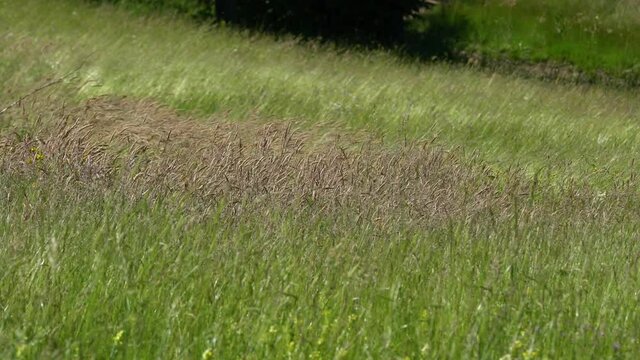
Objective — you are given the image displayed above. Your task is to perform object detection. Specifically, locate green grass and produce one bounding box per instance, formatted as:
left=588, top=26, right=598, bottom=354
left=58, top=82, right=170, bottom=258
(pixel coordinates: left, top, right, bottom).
left=449, top=0, right=640, bottom=81
left=3, top=0, right=640, bottom=359
left=2, top=0, right=640, bottom=182
left=3, top=180, right=640, bottom=359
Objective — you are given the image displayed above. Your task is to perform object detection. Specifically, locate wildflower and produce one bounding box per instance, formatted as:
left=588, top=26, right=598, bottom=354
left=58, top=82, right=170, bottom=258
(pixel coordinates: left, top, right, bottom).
left=202, top=348, right=214, bottom=360
left=113, top=330, right=125, bottom=346
left=522, top=349, right=538, bottom=359
left=29, top=146, right=45, bottom=162
left=336, top=348, right=348, bottom=358
left=16, top=344, right=27, bottom=358
left=348, top=313, right=358, bottom=323
left=287, top=341, right=296, bottom=354
left=510, top=339, right=524, bottom=353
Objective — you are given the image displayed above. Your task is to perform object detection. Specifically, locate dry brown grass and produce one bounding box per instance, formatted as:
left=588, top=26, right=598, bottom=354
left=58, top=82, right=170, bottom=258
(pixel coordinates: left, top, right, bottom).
left=2, top=95, right=638, bottom=229
left=1, top=96, right=515, bottom=227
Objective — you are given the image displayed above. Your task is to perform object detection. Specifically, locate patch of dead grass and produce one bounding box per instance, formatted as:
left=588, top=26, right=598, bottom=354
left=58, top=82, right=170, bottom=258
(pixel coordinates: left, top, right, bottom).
left=2, top=95, right=638, bottom=229
left=1, top=96, right=512, bottom=226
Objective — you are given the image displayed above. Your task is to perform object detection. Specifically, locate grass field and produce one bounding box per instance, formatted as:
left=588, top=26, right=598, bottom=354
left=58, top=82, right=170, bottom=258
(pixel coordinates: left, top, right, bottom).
left=2, top=0, right=640, bottom=359
left=435, top=0, right=640, bottom=84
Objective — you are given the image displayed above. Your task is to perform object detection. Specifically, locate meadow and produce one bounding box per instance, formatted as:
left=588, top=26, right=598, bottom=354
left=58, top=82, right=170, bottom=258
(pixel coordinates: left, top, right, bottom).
left=1, top=0, right=640, bottom=358
left=448, top=0, right=640, bottom=84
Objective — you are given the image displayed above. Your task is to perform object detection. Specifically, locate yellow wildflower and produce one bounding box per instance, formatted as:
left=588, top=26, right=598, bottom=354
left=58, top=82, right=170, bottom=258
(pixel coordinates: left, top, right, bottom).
left=16, top=344, right=28, bottom=358
left=510, top=339, right=524, bottom=353
left=202, top=348, right=214, bottom=360
left=348, top=313, right=358, bottom=323
left=522, top=349, right=538, bottom=359
left=28, top=146, right=45, bottom=162
left=287, top=341, right=296, bottom=354
left=113, top=330, right=125, bottom=346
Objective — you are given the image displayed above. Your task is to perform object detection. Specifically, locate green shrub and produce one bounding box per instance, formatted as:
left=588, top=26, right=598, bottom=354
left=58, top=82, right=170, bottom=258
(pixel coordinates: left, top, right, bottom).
left=219, top=1, right=425, bottom=43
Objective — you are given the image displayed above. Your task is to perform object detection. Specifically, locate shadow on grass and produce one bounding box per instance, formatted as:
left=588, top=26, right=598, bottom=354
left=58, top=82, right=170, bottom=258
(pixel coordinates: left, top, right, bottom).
left=86, top=0, right=472, bottom=62
left=401, top=5, right=471, bottom=60
left=221, top=5, right=472, bottom=65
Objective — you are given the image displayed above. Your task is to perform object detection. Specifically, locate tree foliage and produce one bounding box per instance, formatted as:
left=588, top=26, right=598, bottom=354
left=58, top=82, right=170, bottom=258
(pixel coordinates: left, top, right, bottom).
left=215, top=0, right=427, bottom=43
left=92, top=0, right=430, bottom=43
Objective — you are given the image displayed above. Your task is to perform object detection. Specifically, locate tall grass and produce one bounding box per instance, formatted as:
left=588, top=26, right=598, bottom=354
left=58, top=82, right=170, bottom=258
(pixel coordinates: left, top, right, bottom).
left=2, top=0, right=640, bottom=359
left=3, top=184, right=640, bottom=359
left=453, top=0, right=640, bottom=81
left=2, top=97, right=640, bottom=359
left=2, top=0, right=640, bottom=181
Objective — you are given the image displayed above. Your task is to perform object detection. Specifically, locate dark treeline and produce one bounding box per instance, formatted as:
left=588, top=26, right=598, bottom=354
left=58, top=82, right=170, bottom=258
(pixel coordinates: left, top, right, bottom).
left=90, top=0, right=468, bottom=56
left=209, top=0, right=425, bottom=43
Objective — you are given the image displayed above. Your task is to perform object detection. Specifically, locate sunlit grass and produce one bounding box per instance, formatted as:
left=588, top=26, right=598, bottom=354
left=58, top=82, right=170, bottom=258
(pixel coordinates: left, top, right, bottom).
left=2, top=1, right=640, bottom=359
left=455, top=0, right=640, bottom=78
left=2, top=176, right=640, bottom=359
left=1, top=0, right=639, bottom=180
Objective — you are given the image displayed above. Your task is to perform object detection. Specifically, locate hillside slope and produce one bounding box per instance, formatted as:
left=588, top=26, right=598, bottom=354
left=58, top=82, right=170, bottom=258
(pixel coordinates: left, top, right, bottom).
left=2, top=1, right=640, bottom=359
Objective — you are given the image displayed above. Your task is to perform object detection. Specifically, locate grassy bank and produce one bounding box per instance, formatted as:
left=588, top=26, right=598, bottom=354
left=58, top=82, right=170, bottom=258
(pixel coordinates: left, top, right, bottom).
left=447, top=0, right=640, bottom=84
left=2, top=0, right=640, bottom=358
left=77, top=0, right=640, bottom=85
